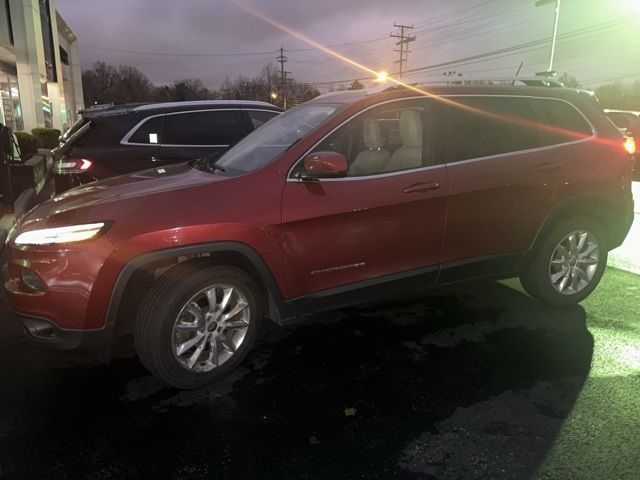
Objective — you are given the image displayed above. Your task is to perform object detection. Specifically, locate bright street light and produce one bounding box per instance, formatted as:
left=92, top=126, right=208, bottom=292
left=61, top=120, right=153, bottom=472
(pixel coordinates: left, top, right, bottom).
left=376, top=71, right=389, bottom=83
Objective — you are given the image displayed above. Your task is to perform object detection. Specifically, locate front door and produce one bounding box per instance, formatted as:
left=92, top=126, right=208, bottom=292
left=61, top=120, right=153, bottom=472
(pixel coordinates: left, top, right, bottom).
left=280, top=98, right=449, bottom=306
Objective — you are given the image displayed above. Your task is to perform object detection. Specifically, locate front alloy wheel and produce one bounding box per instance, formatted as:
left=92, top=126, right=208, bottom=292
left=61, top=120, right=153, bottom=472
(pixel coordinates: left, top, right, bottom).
left=135, top=262, right=262, bottom=389
left=172, top=284, right=251, bottom=372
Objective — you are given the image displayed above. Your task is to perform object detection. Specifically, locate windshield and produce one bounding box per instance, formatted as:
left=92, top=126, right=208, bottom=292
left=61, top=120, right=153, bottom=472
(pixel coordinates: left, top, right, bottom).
left=214, top=103, right=344, bottom=175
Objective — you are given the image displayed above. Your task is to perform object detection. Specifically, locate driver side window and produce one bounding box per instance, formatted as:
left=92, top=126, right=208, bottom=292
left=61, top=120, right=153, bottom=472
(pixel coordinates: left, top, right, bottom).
left=310, top=99, right=433, bottom=177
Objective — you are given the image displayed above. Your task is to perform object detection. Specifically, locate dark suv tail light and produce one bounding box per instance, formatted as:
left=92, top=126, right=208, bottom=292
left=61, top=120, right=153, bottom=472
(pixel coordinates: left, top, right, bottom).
left=623, top=136, right=636, bottom=156
left=54, top=158, right=93, bottom=174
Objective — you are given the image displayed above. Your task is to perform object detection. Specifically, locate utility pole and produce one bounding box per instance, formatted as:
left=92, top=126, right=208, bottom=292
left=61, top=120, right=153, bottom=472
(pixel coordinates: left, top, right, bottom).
left=276, top=47, right=290, bottom=109
left=535, top=0, right=561, bottom=74
left=391, top=23, right=416, bottom=79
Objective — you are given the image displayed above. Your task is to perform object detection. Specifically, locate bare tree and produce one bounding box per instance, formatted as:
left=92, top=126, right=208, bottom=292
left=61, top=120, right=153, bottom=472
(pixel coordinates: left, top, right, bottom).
left=558, top=72, right=582, bottom=89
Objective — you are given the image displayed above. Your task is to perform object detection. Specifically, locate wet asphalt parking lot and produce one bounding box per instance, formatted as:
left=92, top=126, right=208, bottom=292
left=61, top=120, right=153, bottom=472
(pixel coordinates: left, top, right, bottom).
left=0, top=268, right=638, bottom=480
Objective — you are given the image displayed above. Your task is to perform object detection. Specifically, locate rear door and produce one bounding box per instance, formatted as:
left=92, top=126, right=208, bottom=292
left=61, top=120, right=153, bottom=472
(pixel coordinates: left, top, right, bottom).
left=280, top=98, right=449, bottom=305
left=157, top=109, right=248, bottom=164
left=439, top=95, right=570, bottom=281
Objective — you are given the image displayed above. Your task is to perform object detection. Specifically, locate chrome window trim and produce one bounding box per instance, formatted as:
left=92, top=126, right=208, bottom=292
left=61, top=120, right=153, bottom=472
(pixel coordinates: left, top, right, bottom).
left=150, top=143, right=230, bottom=148
left=304, top=163, right=447, bottom=182
left=286, top=94, right=596, bottom=183
left=120, top=108, right=266, bottom=147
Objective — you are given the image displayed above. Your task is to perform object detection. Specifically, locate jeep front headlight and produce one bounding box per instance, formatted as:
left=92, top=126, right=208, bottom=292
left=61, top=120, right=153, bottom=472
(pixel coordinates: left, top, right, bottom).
left=14, top=222, right=108, bottom=246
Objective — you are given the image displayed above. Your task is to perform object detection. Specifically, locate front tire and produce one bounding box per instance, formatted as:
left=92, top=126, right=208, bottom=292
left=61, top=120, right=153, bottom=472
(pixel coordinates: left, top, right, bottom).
left=520, top=217, right=607, bottom=307
left=135, top=262, right=262, bottom=389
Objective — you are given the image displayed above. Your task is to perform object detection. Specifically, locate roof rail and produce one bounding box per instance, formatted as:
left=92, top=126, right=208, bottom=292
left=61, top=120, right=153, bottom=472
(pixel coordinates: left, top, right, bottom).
left=313, top=89, right=372, bottom=100
left=132, top=100, right=277, bottom=112
left=412, top=75, right=565, bottom=87
left=363, top=75, right=565, bottom=95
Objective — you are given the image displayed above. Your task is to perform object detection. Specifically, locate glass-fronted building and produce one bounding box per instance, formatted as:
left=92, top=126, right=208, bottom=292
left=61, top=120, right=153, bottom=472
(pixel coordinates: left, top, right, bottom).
left=0, top=0, right=83, bottom=133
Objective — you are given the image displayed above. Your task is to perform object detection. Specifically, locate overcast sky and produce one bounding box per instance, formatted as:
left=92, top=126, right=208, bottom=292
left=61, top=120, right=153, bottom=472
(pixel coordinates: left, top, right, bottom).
left=55, top=0, right=640, bottom=91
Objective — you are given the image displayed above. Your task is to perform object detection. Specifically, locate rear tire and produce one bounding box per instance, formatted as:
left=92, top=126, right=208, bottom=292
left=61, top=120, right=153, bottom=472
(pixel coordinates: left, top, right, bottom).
left=135, top=262, right=262, bottom=389
left=520, top=217, right=607, bottom=307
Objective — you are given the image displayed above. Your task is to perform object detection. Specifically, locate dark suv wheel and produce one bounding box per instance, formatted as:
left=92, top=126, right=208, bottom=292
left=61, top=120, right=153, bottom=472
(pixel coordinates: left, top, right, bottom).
left=135, top=262, right=262, bottom=389
left=520, top=217, right=608, bottom=307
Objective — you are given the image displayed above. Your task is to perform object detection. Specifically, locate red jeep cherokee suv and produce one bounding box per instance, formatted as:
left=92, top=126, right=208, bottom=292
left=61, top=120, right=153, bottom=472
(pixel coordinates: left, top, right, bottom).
left=4, top=82, right=635, bottom=389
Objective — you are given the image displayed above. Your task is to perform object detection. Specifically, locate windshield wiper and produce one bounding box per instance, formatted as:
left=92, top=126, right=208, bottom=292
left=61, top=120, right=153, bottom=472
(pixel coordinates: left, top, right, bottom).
left=191, top=153, right=226, bottom=173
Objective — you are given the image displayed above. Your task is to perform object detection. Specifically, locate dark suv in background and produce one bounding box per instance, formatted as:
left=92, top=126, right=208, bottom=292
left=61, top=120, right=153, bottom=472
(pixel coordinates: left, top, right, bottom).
left=53, top=100, right=282, bottom=193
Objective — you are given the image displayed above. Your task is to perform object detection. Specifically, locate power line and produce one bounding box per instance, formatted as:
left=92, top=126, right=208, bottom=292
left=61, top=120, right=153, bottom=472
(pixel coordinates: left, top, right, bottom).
left=301, top=18, right=628, bottom=86
left=79, top=36, right=389, bottom=58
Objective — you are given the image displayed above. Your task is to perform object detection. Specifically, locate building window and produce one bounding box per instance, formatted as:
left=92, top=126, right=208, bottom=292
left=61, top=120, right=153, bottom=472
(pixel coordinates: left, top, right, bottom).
left=0, top=64, right=24, bottom=132
left=39, top=0, right=57, bottom=82
left=59, top=46, right=69, bottom=65
left=0, top=0, right=13, bottom=46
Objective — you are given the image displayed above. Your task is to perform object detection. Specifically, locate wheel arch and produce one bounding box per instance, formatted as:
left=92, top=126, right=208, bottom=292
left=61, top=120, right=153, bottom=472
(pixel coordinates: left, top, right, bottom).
left=522, top=191, right=627, bottom=269
left=106, top=242, right=293, bottom=340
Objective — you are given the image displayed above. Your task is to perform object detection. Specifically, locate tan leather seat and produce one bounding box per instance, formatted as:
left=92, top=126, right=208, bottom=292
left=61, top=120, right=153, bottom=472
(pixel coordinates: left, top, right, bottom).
left=384, top=110, right=422, bottom=171
left=350, top=119, right=391, bottom=175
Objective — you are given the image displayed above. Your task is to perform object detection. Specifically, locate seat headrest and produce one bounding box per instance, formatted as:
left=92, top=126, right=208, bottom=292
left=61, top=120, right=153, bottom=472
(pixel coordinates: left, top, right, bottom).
left=363, top=118, right=383, bottom=149
left=399, top=110, right=422, bottom=148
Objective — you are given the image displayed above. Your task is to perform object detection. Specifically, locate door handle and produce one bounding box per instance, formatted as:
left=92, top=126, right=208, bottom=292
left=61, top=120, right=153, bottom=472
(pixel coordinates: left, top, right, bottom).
left=534, top=162, right=563, bottom=173
left=151, top=157, right=163, bottom=162
left=402, top=182, right=441, bottom=194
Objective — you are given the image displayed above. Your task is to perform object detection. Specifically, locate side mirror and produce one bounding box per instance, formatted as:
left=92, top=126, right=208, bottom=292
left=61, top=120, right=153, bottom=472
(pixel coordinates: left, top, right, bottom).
left=301, top=151, right=348, bottom=180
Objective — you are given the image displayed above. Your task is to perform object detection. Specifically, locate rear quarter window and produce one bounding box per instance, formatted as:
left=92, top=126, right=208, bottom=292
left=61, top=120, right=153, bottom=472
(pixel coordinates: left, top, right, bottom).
left=128, top=115, right=165, bottom=144
left=532, top=98, right=593, bottom=146
left=247, top=110, right=280, bottom=129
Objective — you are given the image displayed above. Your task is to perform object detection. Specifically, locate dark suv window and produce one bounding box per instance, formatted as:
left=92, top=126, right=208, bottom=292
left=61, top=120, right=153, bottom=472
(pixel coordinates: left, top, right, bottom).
left=163, top=110, right=243, bottom=146
left=533, top=99, right=593, bottom=145
left=129, top=116, right=164, bottom=144
left=248, top=110, right=279, bottom=129
left=446, top=96, right=541, bottom=163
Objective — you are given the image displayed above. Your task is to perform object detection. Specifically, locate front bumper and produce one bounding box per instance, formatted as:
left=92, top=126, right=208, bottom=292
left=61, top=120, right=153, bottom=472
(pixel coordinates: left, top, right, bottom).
left=4, top=234, right=126, bottom=331
left=19, top=314, right=115, bottom=361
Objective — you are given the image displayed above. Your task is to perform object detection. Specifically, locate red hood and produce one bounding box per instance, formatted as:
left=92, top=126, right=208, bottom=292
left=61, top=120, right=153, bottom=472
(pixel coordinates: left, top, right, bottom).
left=21, top=163, right=225, bottom=226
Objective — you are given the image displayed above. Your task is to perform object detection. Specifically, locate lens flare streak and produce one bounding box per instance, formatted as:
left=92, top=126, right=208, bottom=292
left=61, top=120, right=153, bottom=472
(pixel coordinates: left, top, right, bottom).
left=234, top=2, right=627, bottom=150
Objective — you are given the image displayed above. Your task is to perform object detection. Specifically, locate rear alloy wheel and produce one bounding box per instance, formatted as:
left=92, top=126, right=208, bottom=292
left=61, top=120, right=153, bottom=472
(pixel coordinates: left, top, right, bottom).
left=520, top=217, right=607, bottom=307
left=135, top=263, right=262, bottom=389
left=548, top=230, right=599, bottom=296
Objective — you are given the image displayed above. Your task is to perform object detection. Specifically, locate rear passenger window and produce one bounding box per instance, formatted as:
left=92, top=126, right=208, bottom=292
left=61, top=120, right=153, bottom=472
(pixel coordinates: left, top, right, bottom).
left=248, top=110, right=279, bottom=129
left=163, top=110, right=243, bottom=146
left=129, top=116, right=164, bottom=144
left=446, top=97, right=541, bottom=163
left=533, top=99, right=593, bottom=146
